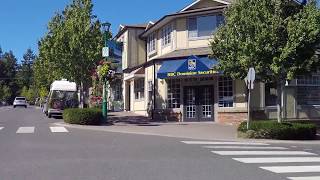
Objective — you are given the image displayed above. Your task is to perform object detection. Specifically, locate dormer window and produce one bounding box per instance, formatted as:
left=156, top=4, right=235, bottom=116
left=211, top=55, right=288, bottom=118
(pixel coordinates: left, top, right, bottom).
left=147, top=33, right=156, bottom=53
left=188, top=15, right=224, bottom=38
left=161, top=24, right=172, bottom=47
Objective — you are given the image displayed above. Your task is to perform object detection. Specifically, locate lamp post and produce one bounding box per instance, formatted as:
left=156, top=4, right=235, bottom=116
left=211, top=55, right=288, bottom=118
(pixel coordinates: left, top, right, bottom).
left=102, top=22, right=111, bottom=124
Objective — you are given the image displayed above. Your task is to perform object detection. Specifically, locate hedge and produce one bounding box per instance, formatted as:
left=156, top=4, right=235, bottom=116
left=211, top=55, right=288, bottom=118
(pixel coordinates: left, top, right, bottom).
left=63, top=108, right=102, bottom=125
left=238, top=120, right=317, bottom=140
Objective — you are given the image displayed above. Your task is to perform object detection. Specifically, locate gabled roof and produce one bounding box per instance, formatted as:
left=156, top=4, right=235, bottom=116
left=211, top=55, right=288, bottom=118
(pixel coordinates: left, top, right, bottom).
left=115, top=23, right=148, bottom=39
left=180, top=0, right=232, bottom=12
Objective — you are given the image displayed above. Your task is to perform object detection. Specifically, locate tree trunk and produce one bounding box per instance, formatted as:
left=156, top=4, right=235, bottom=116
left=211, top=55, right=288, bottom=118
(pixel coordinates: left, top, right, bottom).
left=79, top=81, right=84, bottom=109
left=276, top=80, right=284, bottom=123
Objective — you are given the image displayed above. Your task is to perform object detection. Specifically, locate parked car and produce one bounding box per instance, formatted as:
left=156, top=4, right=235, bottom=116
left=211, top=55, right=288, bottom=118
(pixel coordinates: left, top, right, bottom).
left=13, top=97, right=27, bottom=108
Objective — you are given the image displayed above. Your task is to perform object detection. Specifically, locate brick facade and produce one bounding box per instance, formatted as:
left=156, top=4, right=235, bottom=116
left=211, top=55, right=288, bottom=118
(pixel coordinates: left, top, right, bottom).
left=217, top=112, right=247, bottom=125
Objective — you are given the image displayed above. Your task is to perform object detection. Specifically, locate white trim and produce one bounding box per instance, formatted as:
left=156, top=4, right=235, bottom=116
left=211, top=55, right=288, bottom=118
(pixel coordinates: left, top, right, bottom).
left=180, top=0, right=231, bottom=12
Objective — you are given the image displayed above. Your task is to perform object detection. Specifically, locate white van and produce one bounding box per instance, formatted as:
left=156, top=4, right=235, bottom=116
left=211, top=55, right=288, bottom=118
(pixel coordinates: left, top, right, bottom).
left=46, top=80, right=78, bottom=118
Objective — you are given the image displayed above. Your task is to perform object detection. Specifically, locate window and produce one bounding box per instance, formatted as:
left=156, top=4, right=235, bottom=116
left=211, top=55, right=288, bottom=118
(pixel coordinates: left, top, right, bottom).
left=265, top=82, right=278, bottom=106
left=167, top=79, right=181, bottom=108
left=218, top=77, right=233, bottom=107
left=147, top=33, right=156, bottom=53
left=297, top=75, right=320, bottom=105
left=161, top=24, right=172, bottom=47
left=188, top=15, right=224, bottom=38
left=113, top=82, right=122, bottom=101
left=134, top=79, right=145, bottom=100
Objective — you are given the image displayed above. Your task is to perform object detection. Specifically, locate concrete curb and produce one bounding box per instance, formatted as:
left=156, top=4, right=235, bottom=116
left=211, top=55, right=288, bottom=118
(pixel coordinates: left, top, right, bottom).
left=53, top=122, right=320, bottom=145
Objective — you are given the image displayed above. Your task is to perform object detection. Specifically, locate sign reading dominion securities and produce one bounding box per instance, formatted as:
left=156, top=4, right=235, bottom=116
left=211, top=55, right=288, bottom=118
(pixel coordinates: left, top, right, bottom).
left=167, top=70, right=217, bottom=77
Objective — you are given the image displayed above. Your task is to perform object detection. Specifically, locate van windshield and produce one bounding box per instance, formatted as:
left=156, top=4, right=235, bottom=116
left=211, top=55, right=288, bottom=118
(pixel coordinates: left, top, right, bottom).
left=49, top=91, right=78, bottom=109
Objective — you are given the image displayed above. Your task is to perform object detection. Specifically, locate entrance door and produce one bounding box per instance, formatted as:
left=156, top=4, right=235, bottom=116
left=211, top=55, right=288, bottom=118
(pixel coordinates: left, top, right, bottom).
left=183, top=86, right=214, bottom=122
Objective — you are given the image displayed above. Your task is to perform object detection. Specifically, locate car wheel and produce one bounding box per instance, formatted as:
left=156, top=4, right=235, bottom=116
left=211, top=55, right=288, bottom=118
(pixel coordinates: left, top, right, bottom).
left=25, top=105, right=27, bottom=108
left=13, top=106, right=16, bottom=108
left=48, top=113, right=52, bottom=118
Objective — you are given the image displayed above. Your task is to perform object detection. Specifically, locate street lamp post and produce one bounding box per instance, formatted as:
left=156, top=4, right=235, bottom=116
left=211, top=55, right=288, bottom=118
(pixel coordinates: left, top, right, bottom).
left=102, top=22, right=111, bottom=124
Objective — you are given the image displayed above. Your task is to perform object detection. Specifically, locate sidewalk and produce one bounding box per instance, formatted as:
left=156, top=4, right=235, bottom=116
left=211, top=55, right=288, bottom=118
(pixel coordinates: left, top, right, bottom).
left=53, top=111, right=320, bottom=144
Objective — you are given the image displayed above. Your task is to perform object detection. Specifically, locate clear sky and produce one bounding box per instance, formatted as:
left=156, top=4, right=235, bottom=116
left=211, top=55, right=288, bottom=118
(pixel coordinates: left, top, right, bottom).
left=0, top=0, right=194, bottom=62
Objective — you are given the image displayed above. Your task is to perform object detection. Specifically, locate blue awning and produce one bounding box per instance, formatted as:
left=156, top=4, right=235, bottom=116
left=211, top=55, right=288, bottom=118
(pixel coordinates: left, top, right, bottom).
left=157, top=55, right=219, bottom=79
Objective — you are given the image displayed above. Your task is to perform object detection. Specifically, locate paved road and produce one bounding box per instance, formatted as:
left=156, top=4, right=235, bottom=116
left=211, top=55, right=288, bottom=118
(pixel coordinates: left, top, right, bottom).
left=1, top=106, right=320, bottom=180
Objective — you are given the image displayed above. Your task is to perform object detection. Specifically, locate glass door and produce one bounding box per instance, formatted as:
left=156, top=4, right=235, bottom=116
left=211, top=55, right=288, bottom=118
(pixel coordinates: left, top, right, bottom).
left=183, top=86, right=214, bottom=122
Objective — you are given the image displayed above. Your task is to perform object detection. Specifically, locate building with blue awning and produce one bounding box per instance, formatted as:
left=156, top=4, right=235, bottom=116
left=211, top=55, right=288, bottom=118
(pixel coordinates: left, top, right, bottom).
left=157, top=56, right=220, bottom=79
left=115, top=0, right=320, bottom=123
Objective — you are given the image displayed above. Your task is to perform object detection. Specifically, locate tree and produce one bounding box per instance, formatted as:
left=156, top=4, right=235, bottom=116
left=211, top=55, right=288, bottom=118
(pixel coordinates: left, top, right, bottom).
left=17, top=49, right=36, bottom=89
left=0, top=85, right=11, bottom=103
left=1, top=51, right=19, bottom=103
left=35, top=0, right=104, bottom=108
left=20, top=86, right=28, bottom=97
left=210, top=0, right=320, bottom=123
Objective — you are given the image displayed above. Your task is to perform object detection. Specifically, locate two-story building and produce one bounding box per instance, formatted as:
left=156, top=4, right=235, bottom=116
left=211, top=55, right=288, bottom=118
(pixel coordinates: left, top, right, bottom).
left=115, top=0, right=320, bottom=123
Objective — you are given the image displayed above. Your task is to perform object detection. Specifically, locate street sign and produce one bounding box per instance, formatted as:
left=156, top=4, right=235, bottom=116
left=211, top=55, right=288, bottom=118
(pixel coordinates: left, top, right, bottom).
left=246, top=67, right=255, bottom=90
left=102, top=47, right=109, bottom=57
left=246, top=67, right=255, bottom=130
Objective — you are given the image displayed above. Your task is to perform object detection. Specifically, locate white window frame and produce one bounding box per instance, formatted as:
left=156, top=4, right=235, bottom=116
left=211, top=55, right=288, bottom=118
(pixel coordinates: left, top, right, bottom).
left=134, top=78, right=145, bottom=100
left=147, top=33, right=156, bottom=54
left=188, top=14, right=224, bottom=40
left=218, top=76, right=234, bottom=108
left=161, top=24, right=172, bottom=48
left=167, top=79, right=181, bottom=108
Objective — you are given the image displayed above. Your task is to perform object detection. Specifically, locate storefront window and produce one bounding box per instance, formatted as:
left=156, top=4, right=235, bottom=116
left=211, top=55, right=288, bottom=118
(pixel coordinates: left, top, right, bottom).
left=265, top=82, right=277, bottom=106
left=113, top=82, right=122, bottom=101
left=218, top=77, right=233, bottom=107
left=297, top=75, right=320, bottom=105
left=167, top=79, right=181, bottom=108
left=134, top=79, right=144, bottom=100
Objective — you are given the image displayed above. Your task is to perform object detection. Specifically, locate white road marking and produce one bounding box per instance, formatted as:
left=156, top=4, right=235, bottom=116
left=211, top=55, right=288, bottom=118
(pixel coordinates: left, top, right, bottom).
left=181, top=141, right=269, bottom=145
left=0, top=127, right=3, bottom=131
left=203, top=146, right=287, bottom=150
left=211, top=151, right=316, bottom=156
left=233, top=157, right=320, bottom=163
left=288, top=176, right=320, bottom=180
left=50, top=127, right=69, bottom=133
left=260, top=166, right=320, bottom=173
left=16, top=127, right=35, bottom=134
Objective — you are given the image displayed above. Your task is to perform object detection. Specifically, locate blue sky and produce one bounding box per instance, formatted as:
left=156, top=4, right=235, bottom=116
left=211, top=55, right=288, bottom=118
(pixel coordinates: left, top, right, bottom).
left=0, top=0, right=193, bottom=62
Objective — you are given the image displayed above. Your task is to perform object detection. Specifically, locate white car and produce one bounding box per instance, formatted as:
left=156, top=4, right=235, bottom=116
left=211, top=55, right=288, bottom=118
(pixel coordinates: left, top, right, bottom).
left=13, top=97, right=27, bottom=108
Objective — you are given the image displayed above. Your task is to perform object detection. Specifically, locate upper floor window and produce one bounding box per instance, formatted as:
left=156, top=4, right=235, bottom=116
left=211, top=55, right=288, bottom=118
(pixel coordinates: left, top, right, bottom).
left=161, top=24, right=172, bottom=47
left=147, top=33, right=156, bottom=53
left=188, top=15, right=224, bottom=38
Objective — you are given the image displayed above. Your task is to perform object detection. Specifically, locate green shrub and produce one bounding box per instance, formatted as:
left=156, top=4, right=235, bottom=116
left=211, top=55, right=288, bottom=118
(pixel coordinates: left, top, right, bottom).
left=63, top=108, right=102, bottom=125
left=238, top=120, right=317, bottom=140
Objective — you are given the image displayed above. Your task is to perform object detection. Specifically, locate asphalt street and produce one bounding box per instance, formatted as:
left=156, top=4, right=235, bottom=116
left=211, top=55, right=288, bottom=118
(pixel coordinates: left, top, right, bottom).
left=1, top=106, right=320, bottom=180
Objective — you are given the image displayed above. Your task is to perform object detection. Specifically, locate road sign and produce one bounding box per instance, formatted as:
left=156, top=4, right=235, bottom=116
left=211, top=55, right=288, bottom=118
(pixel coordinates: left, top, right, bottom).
left=247, top=67, right=255, bottom=82
left=246, top=67, right=255, bottom=130
left=102, top=47, right=109, bottom=57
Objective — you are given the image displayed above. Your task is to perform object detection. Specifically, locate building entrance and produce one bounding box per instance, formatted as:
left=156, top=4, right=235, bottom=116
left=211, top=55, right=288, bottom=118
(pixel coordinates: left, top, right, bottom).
left=183, top=85, right=214, bottom=122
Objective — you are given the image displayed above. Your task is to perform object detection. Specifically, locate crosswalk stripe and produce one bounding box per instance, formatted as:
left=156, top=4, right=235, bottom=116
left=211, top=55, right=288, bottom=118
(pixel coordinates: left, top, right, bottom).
left=181, top=141, right=269, bottom=145
left=233, top=157, right=320, bottom=163
left=0, top=127, right=3, bottom=131
left=16, top=127, right=35, bottom=134
left=203, top=146, right=287, bottom=150
left=211, top=151, right=316, bottom=156
left=260, top=165, right=320, bottom=173
left=288, top=176, right=320, bottom=180
left=50, top=127, right=68, bottom=133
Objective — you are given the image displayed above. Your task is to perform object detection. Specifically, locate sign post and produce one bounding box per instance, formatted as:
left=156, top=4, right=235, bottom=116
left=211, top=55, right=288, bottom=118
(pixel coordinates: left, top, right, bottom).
left=246, top=67, right=255, bottom=130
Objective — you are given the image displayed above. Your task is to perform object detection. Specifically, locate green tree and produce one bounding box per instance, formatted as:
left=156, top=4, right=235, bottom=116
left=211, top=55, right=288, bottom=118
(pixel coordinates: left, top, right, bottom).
left=0, top=85, right=12, bottom=103
left=210, top=0, right=320, bottom=123
left=1, top=51, right=19, bottom=103
left=20, top=86, right=28, bottom=97
left=17, top=49, right=36, bottom=89
left=35, top=0, right=103, bottom=108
